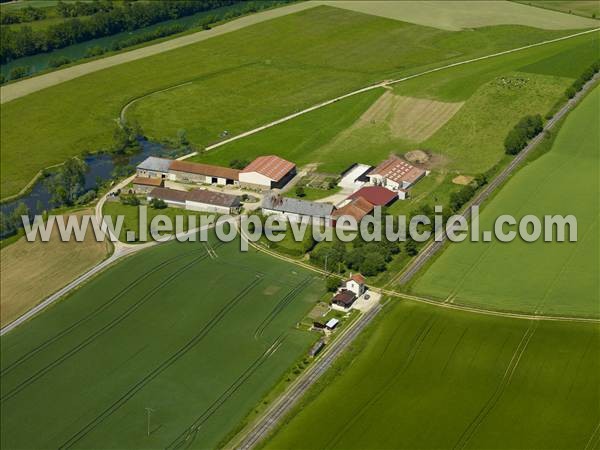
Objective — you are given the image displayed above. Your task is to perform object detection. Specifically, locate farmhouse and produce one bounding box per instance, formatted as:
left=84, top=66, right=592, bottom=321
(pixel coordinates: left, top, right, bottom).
left=169, top=160, right=240, bottom=186
left=131, top=176, right=163, bottom=193
left=136, top=156, right=172, bottom=179
left=349, top=186, right=398, bottom=207
left=331, top=196, right=374, bottom=224
left=262, top=193, right=333, bottom=225
left=332, top=273, right=366, bottom=309
left=368, top=155, right=426, bottom=190
left=147, top=187, right=241, bottom=214
left=239, top=155, right=296, bottom=190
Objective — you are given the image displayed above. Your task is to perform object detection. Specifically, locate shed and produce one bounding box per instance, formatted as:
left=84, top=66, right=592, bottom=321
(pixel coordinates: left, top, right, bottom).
left=239, top=155, right=296, bottom=190
left=325, top=318, right=340, bottom=330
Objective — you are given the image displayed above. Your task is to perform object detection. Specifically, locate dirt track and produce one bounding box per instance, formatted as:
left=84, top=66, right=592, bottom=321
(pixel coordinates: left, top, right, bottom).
left=0, top=2, right=317, bottom=104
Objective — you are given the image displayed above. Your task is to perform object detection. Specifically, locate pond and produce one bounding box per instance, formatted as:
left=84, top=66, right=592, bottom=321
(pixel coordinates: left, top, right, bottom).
left=0, top=3, right=246, bottom=79
left=1, top=138, right=170, bottom=217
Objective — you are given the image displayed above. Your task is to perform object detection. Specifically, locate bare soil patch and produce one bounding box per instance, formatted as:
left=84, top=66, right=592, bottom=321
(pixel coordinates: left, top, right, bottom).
left=452, top=175, right=474, bottom=185
left=0, top=210, right=109, bottom=327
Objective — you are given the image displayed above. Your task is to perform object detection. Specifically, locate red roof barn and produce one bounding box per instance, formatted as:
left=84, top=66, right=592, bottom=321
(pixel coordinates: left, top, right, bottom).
left=350, top=186, right=398, bottom=206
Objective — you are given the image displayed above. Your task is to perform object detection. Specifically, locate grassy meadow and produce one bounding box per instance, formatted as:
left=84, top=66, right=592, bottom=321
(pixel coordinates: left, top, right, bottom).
left=263, top=300, right=600, bottom=450
left=1, top=5, right=587, bottom=199
left=519, top=1, right=600, bottom=19
left=0, top=236, right=325, bottom=449
left=412, top=86, right=600, bottom=318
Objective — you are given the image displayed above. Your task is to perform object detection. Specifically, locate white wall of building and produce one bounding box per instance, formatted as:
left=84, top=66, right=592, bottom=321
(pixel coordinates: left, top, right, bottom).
left=240, top=172, right=273, bottom=187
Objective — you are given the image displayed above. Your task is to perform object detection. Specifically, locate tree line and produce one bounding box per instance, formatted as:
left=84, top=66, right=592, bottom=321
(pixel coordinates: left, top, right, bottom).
left=1, top=0, right=239, bottom=64
left=0, top=5, right=46, bottom=25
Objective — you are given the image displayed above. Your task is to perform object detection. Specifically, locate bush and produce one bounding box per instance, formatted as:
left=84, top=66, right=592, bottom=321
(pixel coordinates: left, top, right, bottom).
left=48, top=56, right=71, bottom=68
left=229, top=159, right=250, bottom=170
left=9, top=65, right=30, bottom=80
left=84, top=46, right=105, bottom=58
left=295, top=186, right=306, bottom=197
left=326, top=277, right=340, bottom=292
left=150, top=198, right=167, bottom=209
left=120, top=194, right=140, bottom=206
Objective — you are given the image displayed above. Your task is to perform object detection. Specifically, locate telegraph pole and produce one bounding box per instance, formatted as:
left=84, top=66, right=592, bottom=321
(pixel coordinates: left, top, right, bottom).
left=145, top=407, right=155, bottom=437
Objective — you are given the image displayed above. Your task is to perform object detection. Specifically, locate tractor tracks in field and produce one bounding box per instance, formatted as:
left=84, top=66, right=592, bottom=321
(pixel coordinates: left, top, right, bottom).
left=1, top=244, right=223, bottom=403
left=0, top=247, right=205, bottom=378
left=168, top=334, right=287, bottom=450
left=452, top=322, right=539, bottom=449
left=59, top=275, right=264, bottom=449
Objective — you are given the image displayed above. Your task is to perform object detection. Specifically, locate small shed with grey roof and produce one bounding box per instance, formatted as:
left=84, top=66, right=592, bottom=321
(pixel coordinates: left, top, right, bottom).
left=136, top=157, right=172, bottom=179
left=261, top=193, right=333, bottom=226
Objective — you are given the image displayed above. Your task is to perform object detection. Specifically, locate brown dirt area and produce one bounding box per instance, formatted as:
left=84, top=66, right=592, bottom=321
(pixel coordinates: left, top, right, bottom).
left=452, top=175, right=474, bottom=185
left=0, top=209, right=110, bottom=327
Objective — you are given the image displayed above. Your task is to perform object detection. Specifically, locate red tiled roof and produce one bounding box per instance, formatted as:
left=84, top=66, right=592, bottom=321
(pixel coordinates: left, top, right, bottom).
left=132, top=177, right=163, bottom=187
left=170, top=160, right=240, bottom=181
left=349, top=273, right=365, bottom=284
left=332, top=197, right=374, bottom=222
left=242, top=155, right=295, bottom=182
left=350, top=186, right=397, bottom=206
left=370, top=155, right=425, bottom=185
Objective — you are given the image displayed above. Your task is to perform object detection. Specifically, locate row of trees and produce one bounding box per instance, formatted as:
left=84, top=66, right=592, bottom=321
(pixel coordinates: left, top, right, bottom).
left=43, top=157, right=90, bottom=207
left=1, top=0, right=239, bottom=63
left=0, top=6, right=46, bottom=24
left=504, top=114, right=544, bottom=155
left=565, top=60, right=600, bottom=99
left=56, top=0, right=114, bottom=18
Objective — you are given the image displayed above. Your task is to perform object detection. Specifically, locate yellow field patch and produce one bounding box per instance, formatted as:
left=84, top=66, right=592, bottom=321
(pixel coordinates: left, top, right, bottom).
left=452, top=175, right=474, bottom=185
left=358, top=91, right=463, bottom=143
left=0, top=210, right=110, bottom=327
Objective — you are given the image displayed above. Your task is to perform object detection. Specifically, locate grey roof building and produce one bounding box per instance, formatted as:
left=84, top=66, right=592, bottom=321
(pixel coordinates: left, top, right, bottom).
left=261, top=193, right=333, bottom=218
left=136, top=157, right=172, bottom=174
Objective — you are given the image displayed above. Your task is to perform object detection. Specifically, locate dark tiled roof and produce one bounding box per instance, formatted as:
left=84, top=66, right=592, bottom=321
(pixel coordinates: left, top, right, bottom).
left=187, top=189, right=240, bottom=208
left=350, top=186, right=397, bottom=206
left=332, top=289, right=357, bottom=307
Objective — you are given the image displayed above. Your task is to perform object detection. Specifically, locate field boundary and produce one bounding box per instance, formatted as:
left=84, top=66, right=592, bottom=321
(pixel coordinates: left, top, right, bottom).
left=393, top=72, right=600, bottom=286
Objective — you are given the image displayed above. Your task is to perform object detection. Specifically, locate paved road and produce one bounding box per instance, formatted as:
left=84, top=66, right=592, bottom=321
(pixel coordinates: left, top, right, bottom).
left=233, top=302, right=383, bottom=450
left=394, top=72, right=600, bottom=286
left=0, top=2, right=318, bottom=104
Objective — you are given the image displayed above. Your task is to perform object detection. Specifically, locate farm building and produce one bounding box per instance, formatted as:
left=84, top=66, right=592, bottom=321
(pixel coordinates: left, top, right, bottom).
left=169, top=160, right=240, bottom=186
left=332, top=274, right=366, bottom=309
left=147, top=187, right=241, bottom=214
left=332, top=290, right=357, bottom=309
left=262, top=193, right=333, bottom=225
left=368, top=155, right=426, bottom=190
left=147, top=187, right=188, bottom=208
left=331, top=196, right=374, bottom=224
left=136, top=157, right=172, bottom=179
left=349, top=186, right=398, bottom=207
left=131, top=176, right=163, bottom=193
left=186, top=189, right=241, bottom=214
left=239, top=155, right=296, bottom=190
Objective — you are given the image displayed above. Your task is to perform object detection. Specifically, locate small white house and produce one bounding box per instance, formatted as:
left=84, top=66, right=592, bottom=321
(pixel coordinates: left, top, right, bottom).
left=345, top=273, right=366, bottom=297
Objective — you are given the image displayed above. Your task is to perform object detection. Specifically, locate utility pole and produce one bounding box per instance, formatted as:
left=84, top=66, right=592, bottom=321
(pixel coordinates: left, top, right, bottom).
left=145, top=407, right=155, bottom=437
left=324, top=254, right=329, bottom=273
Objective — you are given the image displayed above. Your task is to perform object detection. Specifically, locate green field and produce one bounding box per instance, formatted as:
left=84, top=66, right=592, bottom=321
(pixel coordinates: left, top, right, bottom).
left=412, top=86, right=600, bottom=318
left=102, top=202, right=216, bottom=243
left=424, top=71, right=570, bottom=173
left=264, top=300, right=600, bottom=450
left=1, top=4, right=585, bottom=199
left=0, top=237, right=325, bottom=449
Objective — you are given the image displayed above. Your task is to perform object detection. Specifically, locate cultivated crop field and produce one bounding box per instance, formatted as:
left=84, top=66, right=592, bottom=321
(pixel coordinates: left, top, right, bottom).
left=0, top=237, right=324, bottom=449
left=412, top=87, right=600, bottom=318
left=263, top=300, right=600, bottom=450
left=0, top=4, right=586, bottom=198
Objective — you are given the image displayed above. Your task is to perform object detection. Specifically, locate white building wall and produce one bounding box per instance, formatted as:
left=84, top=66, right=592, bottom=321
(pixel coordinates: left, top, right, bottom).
left=185, top=200, right=230, bottom=214
left=239, top=172, right=273, bottom=187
